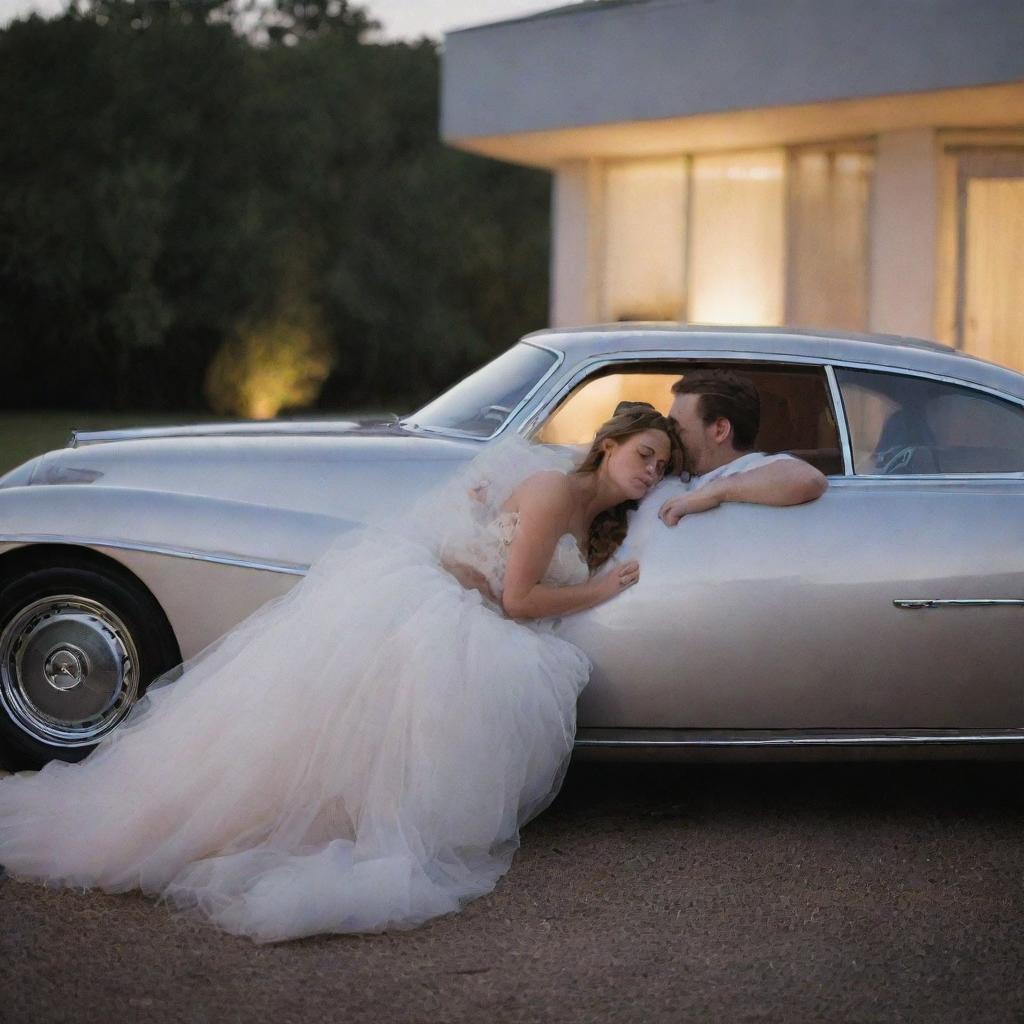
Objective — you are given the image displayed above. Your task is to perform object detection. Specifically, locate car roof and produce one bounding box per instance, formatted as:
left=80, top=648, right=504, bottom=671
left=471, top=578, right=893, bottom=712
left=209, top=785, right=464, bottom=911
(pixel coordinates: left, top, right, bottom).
left=522, top=323, right=1024, bottom=399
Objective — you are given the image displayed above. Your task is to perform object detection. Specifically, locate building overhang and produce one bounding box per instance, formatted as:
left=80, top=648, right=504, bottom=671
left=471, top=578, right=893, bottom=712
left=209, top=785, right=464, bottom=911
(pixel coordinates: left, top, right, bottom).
left=445, top=80, right=1024, bottom=169
left=442, top=0, right=1024, bottom=168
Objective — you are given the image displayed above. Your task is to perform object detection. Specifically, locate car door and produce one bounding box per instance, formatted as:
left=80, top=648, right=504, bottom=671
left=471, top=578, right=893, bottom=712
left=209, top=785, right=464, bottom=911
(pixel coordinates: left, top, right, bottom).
left=558, top=363, right=1024, bottom=731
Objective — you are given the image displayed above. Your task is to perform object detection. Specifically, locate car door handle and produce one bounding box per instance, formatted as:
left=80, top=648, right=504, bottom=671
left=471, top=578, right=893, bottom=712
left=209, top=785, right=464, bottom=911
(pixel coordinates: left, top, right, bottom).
left=893, top=598, right=1024, bottom=609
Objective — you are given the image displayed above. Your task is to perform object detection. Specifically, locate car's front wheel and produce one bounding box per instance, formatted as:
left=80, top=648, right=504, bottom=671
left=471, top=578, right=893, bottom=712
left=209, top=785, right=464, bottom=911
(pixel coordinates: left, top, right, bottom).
left=0, top=560, right=180, bottom=769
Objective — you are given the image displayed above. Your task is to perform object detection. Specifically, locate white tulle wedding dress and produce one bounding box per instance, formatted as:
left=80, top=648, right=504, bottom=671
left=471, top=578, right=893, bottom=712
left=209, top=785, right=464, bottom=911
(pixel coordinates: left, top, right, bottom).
left=0, top=438, right=592, bottom=942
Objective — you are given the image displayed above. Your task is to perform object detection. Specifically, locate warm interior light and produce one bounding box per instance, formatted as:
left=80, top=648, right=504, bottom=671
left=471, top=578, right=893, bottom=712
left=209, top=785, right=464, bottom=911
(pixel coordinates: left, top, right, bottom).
left=787, top=148, right=873, bottom=331
left=602, top=158, right=688, bottom=321
left=688, top=150, right=785, bottom=326
left=535, top=372, right=678, bottom=445
left=963, top=177, right=1024, bottom=373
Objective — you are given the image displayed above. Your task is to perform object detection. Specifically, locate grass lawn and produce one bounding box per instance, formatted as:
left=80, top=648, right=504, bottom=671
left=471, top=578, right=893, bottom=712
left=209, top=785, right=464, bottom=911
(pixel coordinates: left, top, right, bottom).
left=0, top=411, right=223, bottom=476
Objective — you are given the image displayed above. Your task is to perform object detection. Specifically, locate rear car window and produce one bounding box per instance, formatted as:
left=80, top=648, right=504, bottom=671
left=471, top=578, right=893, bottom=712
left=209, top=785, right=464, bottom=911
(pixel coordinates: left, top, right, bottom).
left=835, top=368, right=1024, bottom=474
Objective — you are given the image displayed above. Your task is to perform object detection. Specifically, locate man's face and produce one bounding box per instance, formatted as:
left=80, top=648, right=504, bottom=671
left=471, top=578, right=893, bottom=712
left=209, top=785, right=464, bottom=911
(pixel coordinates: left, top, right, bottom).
left=669, top=393, right=717, bottom=475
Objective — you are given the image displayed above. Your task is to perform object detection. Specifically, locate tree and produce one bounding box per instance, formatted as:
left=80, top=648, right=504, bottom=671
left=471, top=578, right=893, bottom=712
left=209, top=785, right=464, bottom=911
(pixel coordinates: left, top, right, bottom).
left=0, top=0, right=550, bottom=415
left=67, top=0, right=236, bottom=29
left=256, top=0, right=377, bottom=45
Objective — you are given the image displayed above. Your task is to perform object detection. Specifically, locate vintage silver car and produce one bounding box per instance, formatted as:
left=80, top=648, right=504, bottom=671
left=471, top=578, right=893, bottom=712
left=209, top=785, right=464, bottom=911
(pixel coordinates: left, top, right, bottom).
left=2, top=324, right=1023, bottom=768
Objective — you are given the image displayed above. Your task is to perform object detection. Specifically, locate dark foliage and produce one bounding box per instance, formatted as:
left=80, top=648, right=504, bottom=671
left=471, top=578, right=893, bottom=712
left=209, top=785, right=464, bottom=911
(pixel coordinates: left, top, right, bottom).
left=0, top=0, right=550, bottom=413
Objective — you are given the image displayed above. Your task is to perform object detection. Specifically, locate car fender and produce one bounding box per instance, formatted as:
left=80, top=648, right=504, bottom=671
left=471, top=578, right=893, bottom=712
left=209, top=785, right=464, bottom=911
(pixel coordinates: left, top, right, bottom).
left=0, top=485, right=357, bottom=659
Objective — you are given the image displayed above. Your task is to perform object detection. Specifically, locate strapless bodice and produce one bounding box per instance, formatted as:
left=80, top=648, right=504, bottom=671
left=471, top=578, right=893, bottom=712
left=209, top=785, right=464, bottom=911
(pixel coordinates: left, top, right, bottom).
left=486, top=510, right=590, bottom=591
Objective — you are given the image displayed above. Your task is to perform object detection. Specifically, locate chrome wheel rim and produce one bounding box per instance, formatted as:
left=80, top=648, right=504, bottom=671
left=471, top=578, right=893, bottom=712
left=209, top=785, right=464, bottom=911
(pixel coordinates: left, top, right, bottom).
left=0, top=594, right=140, bottom=748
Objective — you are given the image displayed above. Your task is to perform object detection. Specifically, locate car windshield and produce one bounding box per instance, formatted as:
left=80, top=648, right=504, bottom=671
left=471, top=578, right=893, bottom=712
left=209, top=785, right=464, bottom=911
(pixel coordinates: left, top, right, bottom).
left=404, top=344, right=559, bottom=437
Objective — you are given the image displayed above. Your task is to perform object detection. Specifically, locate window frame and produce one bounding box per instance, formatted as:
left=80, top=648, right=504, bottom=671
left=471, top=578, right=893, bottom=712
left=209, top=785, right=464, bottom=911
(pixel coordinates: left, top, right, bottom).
left=404, top=341, right=565, bottom=442
left=597, top=138, right=877, bottom=331
left=934, top=132, right=1024, bottom=354
left=518, top=350, right=1024, bottom=481
left=784, top=139, right=875, bottom=332
left=517, top=350, right=848, bottom=475
left=828, top=360, right=1024, bottom=481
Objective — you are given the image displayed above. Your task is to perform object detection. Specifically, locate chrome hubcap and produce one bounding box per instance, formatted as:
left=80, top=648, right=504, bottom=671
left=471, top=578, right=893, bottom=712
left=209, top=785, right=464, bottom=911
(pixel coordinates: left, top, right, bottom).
left=0, top=595, right=140, bottom=747
left=43, top=644, right=89, bottom=690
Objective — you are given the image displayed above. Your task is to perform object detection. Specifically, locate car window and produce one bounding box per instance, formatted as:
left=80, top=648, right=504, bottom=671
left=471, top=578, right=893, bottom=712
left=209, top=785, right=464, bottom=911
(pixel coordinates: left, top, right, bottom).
left=533, top=362, right=843, bottom=474
left=406, top=344, right=558, bottom=437
left=835, top=367, right=1024, bottom=474
left=535, top=372, right=678, bottom=444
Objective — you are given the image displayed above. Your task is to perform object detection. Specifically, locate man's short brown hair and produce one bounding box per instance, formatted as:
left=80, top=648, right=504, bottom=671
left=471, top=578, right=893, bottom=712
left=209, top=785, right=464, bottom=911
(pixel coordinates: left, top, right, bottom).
left=671, top=370, right=760, bottom=450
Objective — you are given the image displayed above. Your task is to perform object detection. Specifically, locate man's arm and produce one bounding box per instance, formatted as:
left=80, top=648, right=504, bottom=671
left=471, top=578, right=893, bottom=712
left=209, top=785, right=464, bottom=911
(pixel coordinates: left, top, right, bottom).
left=659, top=459, right=827, bottom=526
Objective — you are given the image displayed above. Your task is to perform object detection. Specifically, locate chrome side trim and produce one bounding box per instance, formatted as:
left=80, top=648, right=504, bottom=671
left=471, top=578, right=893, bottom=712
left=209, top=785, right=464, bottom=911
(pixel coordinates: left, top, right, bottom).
left=824, top=364, right=853, bottom=475
left=0, top=534, right=310, bottom=577
left=838, top=473, right=1024, bottom=482
left=574, top=728, right=1024, bottom=748
left=894, top=598, right=1024, bottom=609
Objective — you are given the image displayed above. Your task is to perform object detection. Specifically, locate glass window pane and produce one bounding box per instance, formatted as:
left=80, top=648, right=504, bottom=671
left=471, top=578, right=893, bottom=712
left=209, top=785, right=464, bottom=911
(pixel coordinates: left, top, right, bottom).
left=787, top=148, right=873, bottom=331
left=963, top=177, right=1024, bottom=374
left=738, top=366, right=843, bottom=474
left=602, top=158, right=687, bottom=321
left=836, top=367, right=1024, bottom=474
left=688, top=151, right=785, bottom=326
left=535, top=363, right=842, bottom=476
left=407, top=344, right=557, bottom=437
left=535, top=372, right=678, bottom=445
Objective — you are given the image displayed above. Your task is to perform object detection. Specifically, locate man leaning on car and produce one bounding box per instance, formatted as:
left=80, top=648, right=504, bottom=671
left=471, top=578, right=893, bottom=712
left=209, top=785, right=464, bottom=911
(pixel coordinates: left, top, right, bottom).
left=656, top=369, right=828, bottom=526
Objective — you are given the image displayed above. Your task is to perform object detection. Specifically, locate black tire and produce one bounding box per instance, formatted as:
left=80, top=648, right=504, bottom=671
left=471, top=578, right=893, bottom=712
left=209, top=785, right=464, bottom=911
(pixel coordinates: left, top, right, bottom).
left=0, top=560, right=180, bottom=770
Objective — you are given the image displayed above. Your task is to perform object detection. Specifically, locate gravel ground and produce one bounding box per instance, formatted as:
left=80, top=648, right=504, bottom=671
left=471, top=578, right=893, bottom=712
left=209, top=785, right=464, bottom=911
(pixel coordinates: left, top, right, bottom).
left=3, top=759, right=1024, bottom=1024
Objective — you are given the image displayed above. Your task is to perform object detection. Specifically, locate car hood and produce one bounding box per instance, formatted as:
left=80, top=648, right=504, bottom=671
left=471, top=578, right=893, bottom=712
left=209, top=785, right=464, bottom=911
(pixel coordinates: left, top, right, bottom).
left=1, top=422, right=484, bottom=523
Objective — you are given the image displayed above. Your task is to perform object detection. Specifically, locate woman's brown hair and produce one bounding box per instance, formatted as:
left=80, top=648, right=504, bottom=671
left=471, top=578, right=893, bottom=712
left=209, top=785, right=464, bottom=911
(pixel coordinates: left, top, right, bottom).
left=575, top=403, right=684, bottom=570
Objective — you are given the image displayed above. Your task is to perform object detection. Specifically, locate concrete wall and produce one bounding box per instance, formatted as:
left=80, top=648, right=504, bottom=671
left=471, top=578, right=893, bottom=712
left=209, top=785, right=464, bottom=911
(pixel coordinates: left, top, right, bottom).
left=551, top=162, right=604, bottom=328
left=442, top=0, right=1024, bottom=142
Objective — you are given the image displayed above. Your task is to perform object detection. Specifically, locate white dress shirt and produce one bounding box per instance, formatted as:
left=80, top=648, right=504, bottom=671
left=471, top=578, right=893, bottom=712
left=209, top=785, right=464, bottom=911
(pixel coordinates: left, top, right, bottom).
left=615, top=451, right=796, bottom=562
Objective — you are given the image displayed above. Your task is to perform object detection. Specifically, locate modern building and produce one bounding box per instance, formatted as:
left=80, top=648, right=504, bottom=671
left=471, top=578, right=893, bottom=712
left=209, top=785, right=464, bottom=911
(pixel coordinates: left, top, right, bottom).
left=441, top=0, right=1024, bottom=370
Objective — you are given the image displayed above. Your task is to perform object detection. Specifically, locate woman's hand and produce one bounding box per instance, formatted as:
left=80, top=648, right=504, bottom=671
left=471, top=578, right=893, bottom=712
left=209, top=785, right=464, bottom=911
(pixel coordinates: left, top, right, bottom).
left=501, top=472, right=638, bottom=619
left=442, top=559, right=498, bottom=603
left=592, top=559, right=640, bottom=601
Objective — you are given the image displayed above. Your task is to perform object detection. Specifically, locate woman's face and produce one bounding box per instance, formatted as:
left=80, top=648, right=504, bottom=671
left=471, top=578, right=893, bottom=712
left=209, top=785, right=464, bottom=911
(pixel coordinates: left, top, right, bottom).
left=602, top=428, right=672, bottom=500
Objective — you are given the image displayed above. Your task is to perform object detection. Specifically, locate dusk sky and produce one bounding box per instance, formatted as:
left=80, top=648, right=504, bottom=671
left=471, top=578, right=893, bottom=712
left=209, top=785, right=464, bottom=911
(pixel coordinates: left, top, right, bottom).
left=0, top=0, right=557, bottom=37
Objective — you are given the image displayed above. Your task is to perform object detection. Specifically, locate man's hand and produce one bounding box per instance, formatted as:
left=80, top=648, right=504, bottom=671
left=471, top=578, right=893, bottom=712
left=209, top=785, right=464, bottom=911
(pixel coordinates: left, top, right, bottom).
left=658, top=487, right=724, bottom=526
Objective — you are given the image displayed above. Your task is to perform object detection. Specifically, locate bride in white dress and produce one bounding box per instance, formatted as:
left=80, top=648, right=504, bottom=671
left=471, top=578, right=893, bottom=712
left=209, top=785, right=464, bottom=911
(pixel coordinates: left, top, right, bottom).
left=0, top=405, right=680, bottom=942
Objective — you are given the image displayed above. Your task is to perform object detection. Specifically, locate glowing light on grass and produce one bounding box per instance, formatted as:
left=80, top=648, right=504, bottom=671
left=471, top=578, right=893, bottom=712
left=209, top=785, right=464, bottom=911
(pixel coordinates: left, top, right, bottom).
left=204, top=317, right=335, bottom=420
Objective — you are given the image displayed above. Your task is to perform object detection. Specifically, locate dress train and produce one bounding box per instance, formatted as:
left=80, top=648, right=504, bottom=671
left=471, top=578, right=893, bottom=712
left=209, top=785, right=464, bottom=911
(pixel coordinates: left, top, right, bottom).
left=0, top=437, right=591, bottom=941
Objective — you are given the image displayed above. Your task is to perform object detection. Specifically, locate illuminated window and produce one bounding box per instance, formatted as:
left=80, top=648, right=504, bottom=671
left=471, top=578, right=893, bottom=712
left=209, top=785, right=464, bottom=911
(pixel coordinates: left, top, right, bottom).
left=961, top=165, right=1024, bottom=373
left=596, top=145, right=872, bottom=331
left=602, top=158, right=688, bottom=321
left=937, top=140, right=1024, bottom=373
left=786, top=146, right=874, bottom=331
left=688, top=151, right=786, bottom=326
